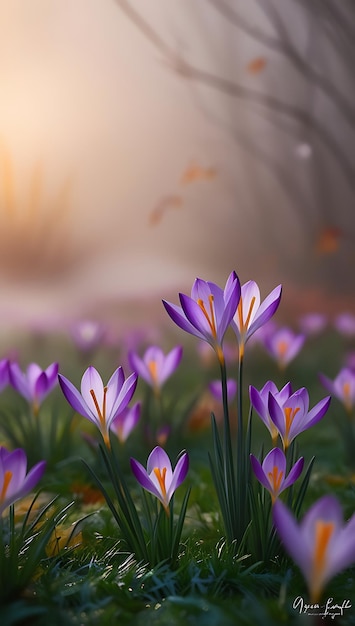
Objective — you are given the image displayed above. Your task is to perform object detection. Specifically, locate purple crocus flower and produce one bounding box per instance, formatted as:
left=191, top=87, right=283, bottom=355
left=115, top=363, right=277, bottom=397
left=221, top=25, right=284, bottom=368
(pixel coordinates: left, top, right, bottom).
left=268, top=387, right=331, bottom=451
left=273, top=495, right=355, bottom=603
left=130, top=446, right=189, bottom=513
left=0, top=358, right=10, bottom=392
left=208, top=378, right=237, bottom=403
left=163, top=271, right=241, bottom=364
left=58, top=366, right=137, bottom=447
left=110, top=402, right=141, bottom=443
left=128, top=345, right=182, bottom=393
left=250, top=447, right=304, bottom=504
left=319, top=367, right=355, bottom=413
left=263, top=327, right=305, bottom=369
left=334, top=312, right=355, bottom=337
left=9, top=362, right=59, bottom=415
left=299, top=313, right=327, bottom=336
left=69, top=319, right=106, bottom=353
left=231, top=280, right=282, bottom=360
left=249, top=381, right=293, bottom=446
left=0, top=446, right=46, bottom=516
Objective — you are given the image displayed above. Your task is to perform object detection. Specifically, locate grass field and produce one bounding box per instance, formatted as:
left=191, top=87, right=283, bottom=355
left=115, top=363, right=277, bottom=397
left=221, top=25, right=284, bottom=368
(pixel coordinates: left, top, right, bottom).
left=0, top=305, right=355, bottom=626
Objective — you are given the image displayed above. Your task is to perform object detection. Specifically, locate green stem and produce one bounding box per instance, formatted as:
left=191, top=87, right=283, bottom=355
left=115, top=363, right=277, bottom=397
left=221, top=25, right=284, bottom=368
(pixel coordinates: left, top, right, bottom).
left=219, top=358, right=237, bottom=540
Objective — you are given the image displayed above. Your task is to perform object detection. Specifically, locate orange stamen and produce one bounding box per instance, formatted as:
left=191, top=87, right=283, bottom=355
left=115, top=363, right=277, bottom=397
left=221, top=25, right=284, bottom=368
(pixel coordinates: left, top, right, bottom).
left=277, top=340, right=288, bottom=358
left=268, top=466, right=284, bottom=504
left=237, top=296, right=256, bottom=334
left=311, top=520, right=334, bottom=602
left=343, top=381, right=352, bottom=411
left=283, top=406, right=300, bottom=449
left=90, top=386, right=109, bottom=446
left=148, top=360, right=158, bottom=385
left=197, top=295, right=217, bottom=338
left=154, top=467, right=167, bottom=499
left=0, top=470, right=12, bottom=502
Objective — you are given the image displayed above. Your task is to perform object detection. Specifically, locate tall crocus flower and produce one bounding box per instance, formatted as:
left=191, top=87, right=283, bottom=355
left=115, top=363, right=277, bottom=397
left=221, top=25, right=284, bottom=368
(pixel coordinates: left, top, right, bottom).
left=163, top=271, right=240, bottom=364
left=249, top=381, right=293, bottom=446
left=231, top=280, right=282, bottom=361
left=250, top=448, right=304, bottom=504
left=58, top=366, right=137, bottom=447
left=319, top=367, right=355, bottom=413
left=130, top=446, right=189, bottom=514
left=268, top=387, right=331, bottom=451
left=263, top=327, right=305, bottom=369
left=0, top=446, right=46, bottom=516
left=9, top=362, right=59, bottom=415
left=273, top=495, right=355, bottom=603
left=110, top=402, right=141, bottom=443
left=128, top=345, right=182, bottom=394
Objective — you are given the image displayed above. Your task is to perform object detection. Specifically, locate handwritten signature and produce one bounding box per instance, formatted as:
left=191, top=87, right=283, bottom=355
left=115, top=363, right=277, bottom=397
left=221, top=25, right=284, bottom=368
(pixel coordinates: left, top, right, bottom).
left=293, top=596, right=352, bottom=619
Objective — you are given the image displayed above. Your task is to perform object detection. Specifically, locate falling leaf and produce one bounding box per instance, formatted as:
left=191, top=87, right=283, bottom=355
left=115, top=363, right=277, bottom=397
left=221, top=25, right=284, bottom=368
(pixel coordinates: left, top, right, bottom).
left=180, top=162, right=217, bottom=184
left=149, top=194, right=183, bottom=226
left=315, top=225, right=343, bottom=256
left=246, top=57, right=267, bottom=75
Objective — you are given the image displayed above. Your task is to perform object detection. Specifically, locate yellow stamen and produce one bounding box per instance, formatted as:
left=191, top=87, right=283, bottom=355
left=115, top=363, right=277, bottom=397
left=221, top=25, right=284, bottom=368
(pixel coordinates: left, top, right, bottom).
left=283, top=406, right=300, bottom=449
left=0, top=470, right=12, bottom=502
left=154, top=466, right=167, bottom=499
left=311, top=520, right=334, bottom=603
left=197, top=294, right=217, bottom=339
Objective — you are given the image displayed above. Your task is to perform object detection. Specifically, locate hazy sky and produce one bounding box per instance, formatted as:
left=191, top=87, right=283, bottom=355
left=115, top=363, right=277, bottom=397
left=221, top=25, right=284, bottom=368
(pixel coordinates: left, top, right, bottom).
left=0, top=0, right=354, bottom=325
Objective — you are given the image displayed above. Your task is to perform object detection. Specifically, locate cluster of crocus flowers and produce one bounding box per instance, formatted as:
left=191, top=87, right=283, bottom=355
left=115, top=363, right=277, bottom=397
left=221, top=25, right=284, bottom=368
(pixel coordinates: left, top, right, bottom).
left=130, top=446, right=189, bottom=514
left=163, top=271, right=241, bottom=365
left=0, top=446, right=46, bottom=516
left=9, top=362, right=59, bottom=415
left=250, top=447, right=304, bottom=504
left=273, top=495, right=355, bottom=603
left=58, top=366, right=137, bottom=447
left=128, top=345, right=183, bottom=395
left=262, top=326, right=305, bottom=369
left=250, top=382, right=331, bottom=450
left=249, top=381, right=293, bottom=446
left=231, top=280, right=282, bottom=361
left=319, top=367, right=355, bottom=414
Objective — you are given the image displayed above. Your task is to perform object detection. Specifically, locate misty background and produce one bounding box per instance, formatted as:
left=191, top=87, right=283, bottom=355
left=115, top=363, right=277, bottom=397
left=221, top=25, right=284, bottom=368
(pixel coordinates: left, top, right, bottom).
left=0, top=0, right=354, bottom=331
